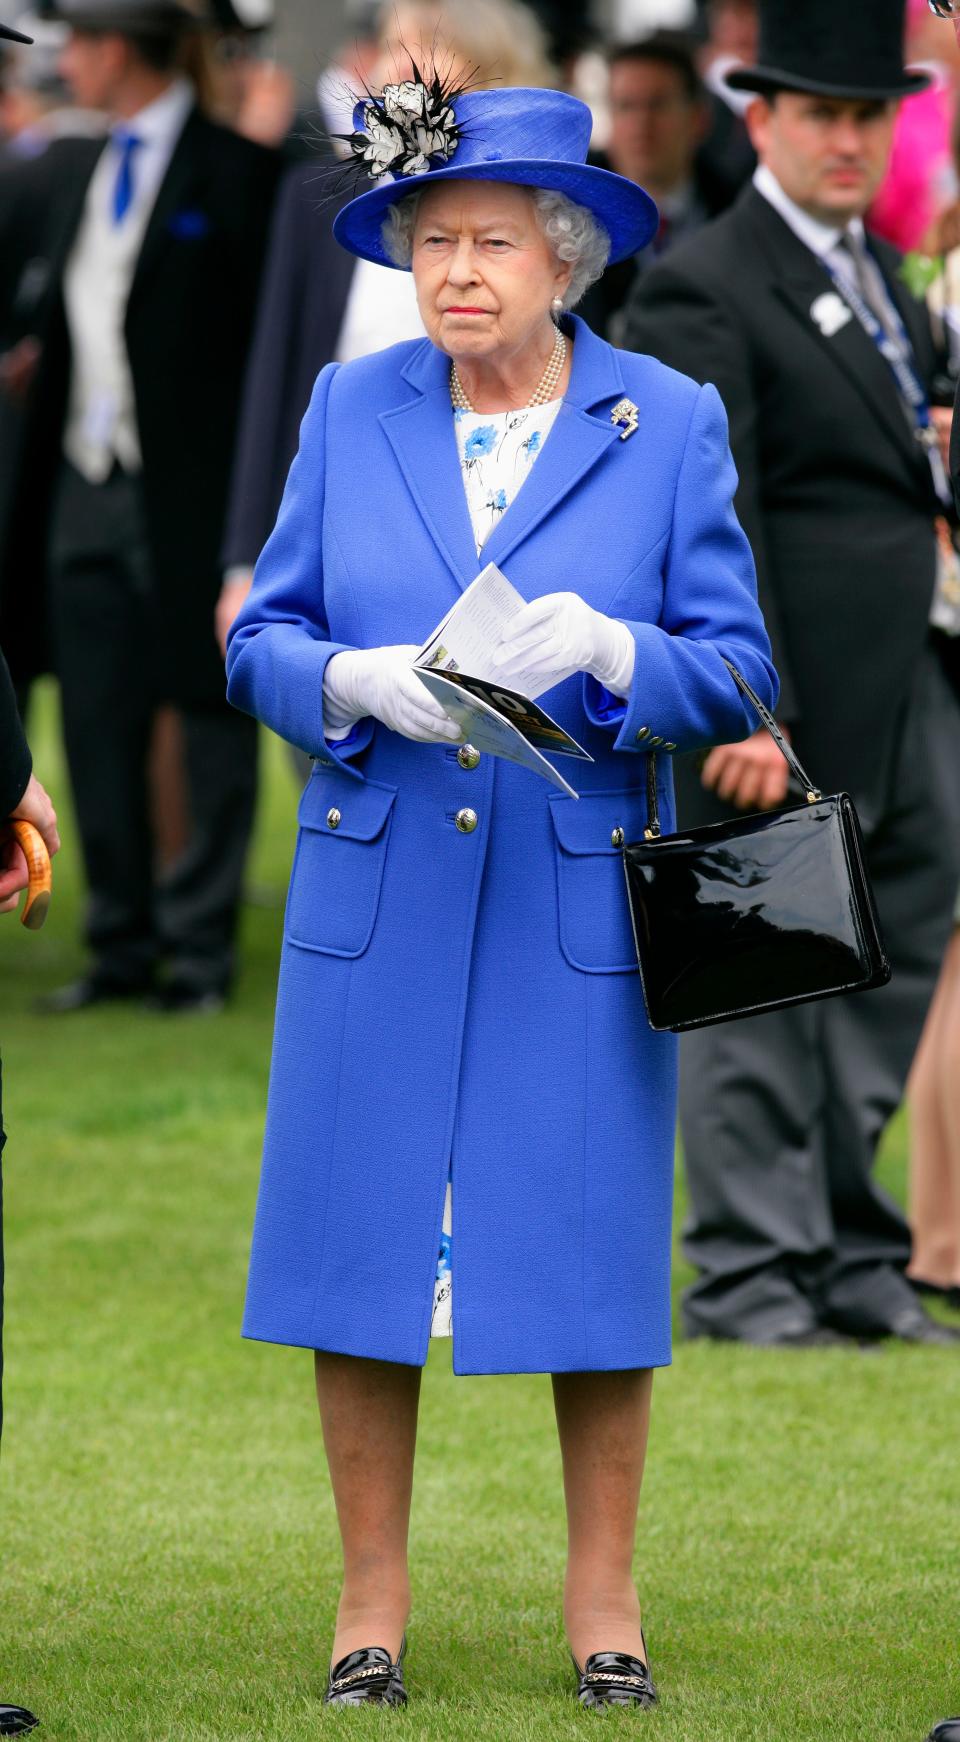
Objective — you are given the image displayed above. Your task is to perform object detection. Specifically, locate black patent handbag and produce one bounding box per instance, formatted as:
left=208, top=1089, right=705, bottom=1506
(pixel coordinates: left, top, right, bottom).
left=621, top=660, right=891, bottom=1033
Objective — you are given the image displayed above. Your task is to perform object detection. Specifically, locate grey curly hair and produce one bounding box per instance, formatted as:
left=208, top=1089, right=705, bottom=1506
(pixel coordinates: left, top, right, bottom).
left=381, top=187, right=611, bottom=309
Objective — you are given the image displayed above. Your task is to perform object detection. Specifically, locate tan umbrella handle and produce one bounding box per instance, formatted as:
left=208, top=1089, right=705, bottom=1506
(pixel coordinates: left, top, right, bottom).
left=10, top=819, right=52, bottom=930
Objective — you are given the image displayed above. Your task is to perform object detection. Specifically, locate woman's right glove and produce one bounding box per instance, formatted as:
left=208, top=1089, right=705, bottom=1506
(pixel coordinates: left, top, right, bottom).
left=323, top=645, right=464, bottom=745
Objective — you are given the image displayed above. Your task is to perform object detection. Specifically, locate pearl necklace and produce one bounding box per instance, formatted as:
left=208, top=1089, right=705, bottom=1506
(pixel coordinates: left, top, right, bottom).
left=450, top=324, right=567, bottom=413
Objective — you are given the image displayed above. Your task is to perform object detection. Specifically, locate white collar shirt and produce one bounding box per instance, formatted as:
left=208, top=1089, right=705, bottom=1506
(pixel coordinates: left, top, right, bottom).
left=63, top=78, right=194, bottom=482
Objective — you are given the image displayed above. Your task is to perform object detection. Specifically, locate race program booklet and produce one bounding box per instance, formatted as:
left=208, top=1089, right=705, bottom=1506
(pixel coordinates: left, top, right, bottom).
left=414, top=563, right=593, bottom=799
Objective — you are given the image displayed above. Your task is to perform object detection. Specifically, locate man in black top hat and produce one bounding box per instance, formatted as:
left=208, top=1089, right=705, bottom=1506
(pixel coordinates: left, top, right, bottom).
left=0, top=0, right=280, bottom=1014
left=624, top=0, right=960, bottom=1348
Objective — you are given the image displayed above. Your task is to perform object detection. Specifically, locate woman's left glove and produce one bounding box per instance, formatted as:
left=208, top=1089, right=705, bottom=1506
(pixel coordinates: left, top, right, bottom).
left=491, top=593, right=635, bottom=699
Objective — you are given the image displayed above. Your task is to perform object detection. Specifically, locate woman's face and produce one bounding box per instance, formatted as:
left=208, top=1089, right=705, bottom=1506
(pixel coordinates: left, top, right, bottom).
left=411, top=180, right=572, bottom=366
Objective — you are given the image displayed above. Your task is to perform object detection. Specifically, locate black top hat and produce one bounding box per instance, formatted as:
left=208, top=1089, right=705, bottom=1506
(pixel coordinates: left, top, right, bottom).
left=44, top=0, right=195, bottom=30
left=726, top=0, right=930, bottom=100
left=0, top=17, right=33, bottom=37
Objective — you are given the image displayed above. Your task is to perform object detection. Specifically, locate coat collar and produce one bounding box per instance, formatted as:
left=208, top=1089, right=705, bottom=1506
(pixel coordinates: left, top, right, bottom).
left=378, top=314, right=629, bottom=594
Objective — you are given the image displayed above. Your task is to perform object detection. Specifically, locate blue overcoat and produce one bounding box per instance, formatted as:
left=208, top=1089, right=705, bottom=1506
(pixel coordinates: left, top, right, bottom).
left=226, top=314, right=777, bottom=1376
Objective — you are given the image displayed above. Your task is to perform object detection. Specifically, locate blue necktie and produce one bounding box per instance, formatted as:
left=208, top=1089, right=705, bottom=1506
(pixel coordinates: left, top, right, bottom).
left=111, top=129, right=143, bottom=225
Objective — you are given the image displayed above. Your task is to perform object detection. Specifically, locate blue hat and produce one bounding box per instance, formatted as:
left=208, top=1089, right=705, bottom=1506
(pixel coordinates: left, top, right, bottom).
left=332, top=85, right=658, bottom=270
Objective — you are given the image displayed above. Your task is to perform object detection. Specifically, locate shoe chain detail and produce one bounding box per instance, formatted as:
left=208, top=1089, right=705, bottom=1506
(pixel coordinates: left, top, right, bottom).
left=585, top=1672, right=651, bottom=1687
left=329, top=1665, right=392, bottom=1692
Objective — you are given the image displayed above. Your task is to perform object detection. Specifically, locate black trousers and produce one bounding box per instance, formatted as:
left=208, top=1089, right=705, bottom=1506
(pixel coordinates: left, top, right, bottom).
left=48, top=463, right=257, bottom=994
left=678, top=644, right=960, bottom=1340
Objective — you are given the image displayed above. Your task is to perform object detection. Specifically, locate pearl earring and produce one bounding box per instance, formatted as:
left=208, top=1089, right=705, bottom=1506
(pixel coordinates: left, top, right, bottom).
left=551, top=295, right=564, bottom=319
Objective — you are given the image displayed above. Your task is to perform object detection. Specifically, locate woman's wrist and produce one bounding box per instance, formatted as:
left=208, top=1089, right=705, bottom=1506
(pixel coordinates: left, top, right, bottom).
left=591, top=616, right=635, bottom=699
left=323, top=650, right=368, bottom=733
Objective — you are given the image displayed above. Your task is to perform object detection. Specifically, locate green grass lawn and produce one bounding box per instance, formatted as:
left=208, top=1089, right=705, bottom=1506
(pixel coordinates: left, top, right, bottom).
left=1, top=686, right=958, bottom=1742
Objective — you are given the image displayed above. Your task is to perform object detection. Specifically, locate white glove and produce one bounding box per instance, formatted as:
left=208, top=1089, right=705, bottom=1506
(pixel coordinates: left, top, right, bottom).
left=323, top=645, right=463, bottom=745
left=490, top=593, right=635, bottom=699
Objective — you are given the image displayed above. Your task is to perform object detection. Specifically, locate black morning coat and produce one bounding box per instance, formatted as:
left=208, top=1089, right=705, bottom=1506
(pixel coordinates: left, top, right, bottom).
left=623, top=184, right=946, bottom=822
left=221, top=162, right=357, bottom=576
left=0, top=108, right=281, bottom=704
left=0, top=647, right=30, bottom=818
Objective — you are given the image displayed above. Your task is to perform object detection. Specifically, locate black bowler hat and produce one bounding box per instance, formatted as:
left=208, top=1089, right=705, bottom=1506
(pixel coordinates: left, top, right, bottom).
left=726, top=0, right=930, bottom=100
left=0, top=16, right=33, bottom=36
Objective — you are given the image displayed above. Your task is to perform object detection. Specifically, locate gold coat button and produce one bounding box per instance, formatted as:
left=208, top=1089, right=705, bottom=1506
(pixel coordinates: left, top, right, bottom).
left=635, top=726, right=650, bottom=742
left=664, top=742, right=677, bottom=752
left=326, top=808, right=341, bottom=830
left=455, top=808, right=478, bottom=834
left=611, top=827, right=625, bottom=849
left=650, top=736, right=663, bottom=747
left=457, top=744, right=481, bottom=770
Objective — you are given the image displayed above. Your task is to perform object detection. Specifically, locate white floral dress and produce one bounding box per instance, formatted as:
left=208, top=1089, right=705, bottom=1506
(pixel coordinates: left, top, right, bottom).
left=431, top=396, right=563, bottom=1338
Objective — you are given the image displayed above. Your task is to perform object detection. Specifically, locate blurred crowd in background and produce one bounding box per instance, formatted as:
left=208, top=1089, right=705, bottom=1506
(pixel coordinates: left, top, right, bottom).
left=3, top=0, right=960, bottom=1346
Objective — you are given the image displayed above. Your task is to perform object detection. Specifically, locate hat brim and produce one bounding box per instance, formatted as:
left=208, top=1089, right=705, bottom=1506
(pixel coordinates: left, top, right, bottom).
left=332, top=159, right=659, bottom=269
left=724, top=61, right=932, bottom=99
left=0, top=20, right=33, bottom=39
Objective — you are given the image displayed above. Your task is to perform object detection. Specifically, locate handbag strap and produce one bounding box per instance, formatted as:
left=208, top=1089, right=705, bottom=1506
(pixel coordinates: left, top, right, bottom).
left=643, top=658, right=821, bottom=841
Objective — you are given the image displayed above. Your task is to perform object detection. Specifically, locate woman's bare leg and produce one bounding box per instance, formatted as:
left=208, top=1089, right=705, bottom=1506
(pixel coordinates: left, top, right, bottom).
left=908, top=933, right=960, bottom=1288
left=314, top=1351, right=422, bottom=1665
left=552, top=1368, right=653, bottom=1667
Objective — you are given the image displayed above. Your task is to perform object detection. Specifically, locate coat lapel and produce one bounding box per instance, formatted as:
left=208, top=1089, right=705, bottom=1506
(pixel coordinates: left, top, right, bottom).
left=379, top=344, right=480, bottom=593
left=483, top=318, right=627, bottom=570
left=775, top=274, right=927, bottom=480
left=127, top=107, right=202, bottom=319
left=380, top=316, right=629, bottom=593
left=745, top=191, right=930, bottom=489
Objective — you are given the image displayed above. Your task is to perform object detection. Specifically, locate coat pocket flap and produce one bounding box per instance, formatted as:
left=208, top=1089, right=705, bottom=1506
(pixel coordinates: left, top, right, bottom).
left=548, top=789, right=647, bottom=857
left=298, top=774, right=397, bottom=841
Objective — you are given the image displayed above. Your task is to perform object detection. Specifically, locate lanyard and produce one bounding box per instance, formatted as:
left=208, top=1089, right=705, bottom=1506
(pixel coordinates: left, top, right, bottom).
left=823, top=250, right=951, bottom=507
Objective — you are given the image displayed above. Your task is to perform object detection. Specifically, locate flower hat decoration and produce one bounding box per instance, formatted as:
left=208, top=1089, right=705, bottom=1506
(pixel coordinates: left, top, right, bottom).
left=339, top=58, right=470, bottom=181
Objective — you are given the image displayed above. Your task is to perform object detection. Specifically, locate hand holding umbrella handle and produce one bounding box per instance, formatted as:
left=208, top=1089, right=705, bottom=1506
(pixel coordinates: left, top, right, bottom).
left=10, top=818, right=52, bottom=930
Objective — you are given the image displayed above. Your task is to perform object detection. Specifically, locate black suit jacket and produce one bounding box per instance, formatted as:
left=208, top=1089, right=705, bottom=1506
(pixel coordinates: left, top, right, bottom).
left=0, top=648, right=30, bottom=818
left=221, top=162, right=356, bottom=574
left=0, top=110, right=281, bottom=705
left=623, top=186, right=942, bottom=816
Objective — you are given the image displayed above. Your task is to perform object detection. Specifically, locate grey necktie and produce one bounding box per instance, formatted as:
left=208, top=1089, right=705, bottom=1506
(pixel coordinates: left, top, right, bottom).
left=837, top=228, right=904, bottom=352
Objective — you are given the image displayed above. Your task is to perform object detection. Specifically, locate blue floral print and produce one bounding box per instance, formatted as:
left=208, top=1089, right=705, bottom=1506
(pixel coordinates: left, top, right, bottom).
left=453, top=397, right=563, bottom=555
left=464, top=424, right=497, bottom=459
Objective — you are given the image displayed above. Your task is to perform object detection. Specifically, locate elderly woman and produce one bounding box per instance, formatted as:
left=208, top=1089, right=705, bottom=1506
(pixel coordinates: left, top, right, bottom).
left=226, top=81, right=776, bottom=1710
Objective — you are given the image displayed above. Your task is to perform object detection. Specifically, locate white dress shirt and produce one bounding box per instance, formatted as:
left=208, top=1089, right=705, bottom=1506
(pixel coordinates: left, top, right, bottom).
left=63, top=78, right=193, bottom=483
left=334, top=257, right=426, bottom=364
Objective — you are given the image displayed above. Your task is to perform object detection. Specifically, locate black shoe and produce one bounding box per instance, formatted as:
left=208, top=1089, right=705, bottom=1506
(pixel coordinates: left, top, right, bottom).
left=0, top=1706, right=38, bottom=1735
left=688, top=1324, right=860, bottom=1350
left=573, top=1646, right=657, bottom=1711
left=926, top=1722, right=960, bottom=1741
left=755, top=1326, right=864, bottom=1350
left=146, top=982, right=226, bottom=1016
left=910, top=1278, right=960, bottom=1312
left=324, top=1639, right=407, bottom=1707
left=35, top=975, right=151, bottom=1014
left=886, top=1310, right=960, bottom=1347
